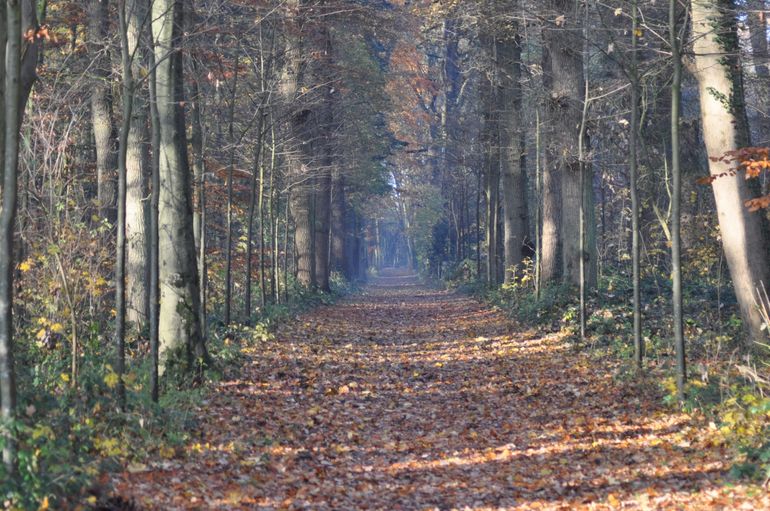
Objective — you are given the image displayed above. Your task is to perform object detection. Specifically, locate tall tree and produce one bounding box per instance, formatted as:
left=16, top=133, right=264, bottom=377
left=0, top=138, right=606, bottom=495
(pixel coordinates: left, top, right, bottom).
left=690, top=0, right=770, bottom=344
left=280, top=0, right=315, bottom=288
left=314, top=15, right=334, bottom=293
left=629, top=0, right=644, bottom=368
left=496, top=19, right=528, bottom=283
left=151, top=0, right=207, bottom=375
left=746, top=0, right=770, bottom=146
left=89, top=0, right=117, bottom=220
left=671, top=0, right=685, bottom=399
left=480, top=32, right=500, bottom=286
left=543, top=0, right=596, bottom=287
left=125, top=0, right=150, bottom=328
left=0, top=0, right=40, bottom=472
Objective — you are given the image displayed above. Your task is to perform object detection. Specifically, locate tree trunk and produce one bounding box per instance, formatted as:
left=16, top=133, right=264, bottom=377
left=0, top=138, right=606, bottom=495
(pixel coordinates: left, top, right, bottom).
left=629, top=0, right=644, bottom=368
left=189, top=60, right=205, bottom=286
left=187, top=50, right=206, bottom=337
left=312, top=9, right=333, bottom=292
left=497, top=28, right=528, bottom=283
left=280, top=0, right=315, bottom=288
left=147, top=4, right=160, bottom=402
left=539, top=28, right=561, bottom=285
left=1, top=0, right=39, bottom=472
left=671, top=0, right=686, bottom=399
left=89, top=0, right=117, bottom=221
left=543, top=0, right=595, bottom=287
left=331, top=169, right=345, bottom=273
left=245, top=114, right=265, bottom=320
left=480, top=39, right=500, bottom=286
left=691, top=0, right=770, bottom=344
left=152, top=0, right=206, bottom=376
left=125, top=0, right=149, bottom=329
left=747, top=0, right=770, bottom=147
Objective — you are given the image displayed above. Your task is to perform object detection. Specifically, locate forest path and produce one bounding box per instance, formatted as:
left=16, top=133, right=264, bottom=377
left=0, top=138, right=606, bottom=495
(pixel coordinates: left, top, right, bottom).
left=115, top=270, right=766, bottom=510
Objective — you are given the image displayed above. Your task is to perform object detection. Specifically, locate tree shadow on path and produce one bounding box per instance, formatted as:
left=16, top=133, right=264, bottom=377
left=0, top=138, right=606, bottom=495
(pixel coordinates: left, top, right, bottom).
left=114, top=270, right=766, bottom=510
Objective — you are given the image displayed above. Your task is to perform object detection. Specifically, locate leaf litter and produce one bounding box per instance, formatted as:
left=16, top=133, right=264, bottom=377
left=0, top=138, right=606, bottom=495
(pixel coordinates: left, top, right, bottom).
left=113, top=271, right=768, bottom=510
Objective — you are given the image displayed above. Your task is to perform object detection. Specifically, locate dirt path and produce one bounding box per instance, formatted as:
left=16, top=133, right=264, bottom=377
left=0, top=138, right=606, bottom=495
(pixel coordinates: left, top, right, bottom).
left=115, top=270, right=767, bottom=510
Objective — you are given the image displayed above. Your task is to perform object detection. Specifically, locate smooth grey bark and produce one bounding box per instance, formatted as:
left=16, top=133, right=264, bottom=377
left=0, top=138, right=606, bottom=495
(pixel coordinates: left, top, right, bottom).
left=187, top=54, right=206, bottom=338
left=691, top=0, right=770, bottom=344
left=629, top=0, right=644, bottom=368
left=480, top=35, right=500, bottom=286
left=223, top=48, right=239, bottom=325
left=89, top=0, right=117, bottom=220
left=671, top=0, right=686, bottom=399
left=245, top=115, right=266, bottom=320
left=147, top=3, right=160, bottom=402
left=125, top=0, right=149, bottom=329
left=539, top=24, right=561, bottom=284
left=115, top=0, right=138, bottom=406
left=152, top=0, right=206, bottom=375
left=1, top=0, right=39, bottom=472
left=747, top=0, right=770, bottom=146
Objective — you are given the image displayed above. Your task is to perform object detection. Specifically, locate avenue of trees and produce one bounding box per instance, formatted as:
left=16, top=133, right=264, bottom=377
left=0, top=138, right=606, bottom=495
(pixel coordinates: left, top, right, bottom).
left=0, top=0, right=769, bottom=500
left=372, top=0, right=770, bottom=398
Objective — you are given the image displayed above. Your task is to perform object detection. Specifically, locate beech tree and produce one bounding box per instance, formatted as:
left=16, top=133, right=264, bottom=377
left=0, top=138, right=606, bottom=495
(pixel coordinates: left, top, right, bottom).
left=151, top=0, right=207, bottom=374
left=0, top=0, right=40, bottom=473
left=690, top=0, right=770, bottom=344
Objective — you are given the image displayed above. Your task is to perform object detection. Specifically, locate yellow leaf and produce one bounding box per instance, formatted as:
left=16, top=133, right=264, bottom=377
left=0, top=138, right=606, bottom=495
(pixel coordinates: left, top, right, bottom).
left=37, top=496, right=50, bottom=511
left=60, top=373, right=70, bottom=383
left=50, top=323, right=64, bottom=334
left=36, top=328, right=47, bottom=340
left=19, top=259, right=33, bottom=272
left=104, top=371, right=120, bottom=389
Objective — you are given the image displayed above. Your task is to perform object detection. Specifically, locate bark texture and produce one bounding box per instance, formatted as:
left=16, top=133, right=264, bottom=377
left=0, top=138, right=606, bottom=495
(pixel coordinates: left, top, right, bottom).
left=152, top=0, right=206, bottom=374
left=125, top=0, right=149, bottom=328
left=543, top=0, right=596, bottom=287
left=691, top=0, right=770, bottom=343
left=89, top=0, right=117, bottom=220
left=496, top=27, right=528, bottom=283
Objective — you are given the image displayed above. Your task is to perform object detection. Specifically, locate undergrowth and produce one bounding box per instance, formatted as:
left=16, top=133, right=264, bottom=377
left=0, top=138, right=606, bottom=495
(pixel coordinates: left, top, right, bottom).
left=0, top=273, right=353, bottom=510
left=445, top=258, right=770, bottom=484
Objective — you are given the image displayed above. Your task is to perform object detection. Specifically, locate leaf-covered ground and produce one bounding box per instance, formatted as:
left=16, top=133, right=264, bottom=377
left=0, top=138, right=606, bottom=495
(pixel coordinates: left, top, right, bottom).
left=114, top=270, right=768, bottom=510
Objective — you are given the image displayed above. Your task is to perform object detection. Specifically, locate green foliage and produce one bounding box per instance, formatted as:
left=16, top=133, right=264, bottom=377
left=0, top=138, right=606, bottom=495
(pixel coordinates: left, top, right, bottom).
left=444, top=259, right=477, bottom=288
left=0, top=269, right=355, bottom=509
left=659, top=372, right=770, bottom=482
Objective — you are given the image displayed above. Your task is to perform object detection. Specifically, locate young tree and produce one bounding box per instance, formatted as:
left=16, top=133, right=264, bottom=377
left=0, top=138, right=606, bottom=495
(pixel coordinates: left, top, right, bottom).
left=671, top=0, right=686, bottom=399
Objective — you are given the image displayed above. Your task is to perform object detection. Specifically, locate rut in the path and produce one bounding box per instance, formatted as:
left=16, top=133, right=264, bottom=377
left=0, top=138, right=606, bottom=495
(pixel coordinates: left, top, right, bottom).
left=115, top=270, right=766, bottom=510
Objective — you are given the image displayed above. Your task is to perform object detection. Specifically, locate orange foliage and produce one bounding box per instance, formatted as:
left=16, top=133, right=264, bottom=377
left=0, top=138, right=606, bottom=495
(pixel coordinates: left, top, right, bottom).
left=700, top=147, right=770, bottom=211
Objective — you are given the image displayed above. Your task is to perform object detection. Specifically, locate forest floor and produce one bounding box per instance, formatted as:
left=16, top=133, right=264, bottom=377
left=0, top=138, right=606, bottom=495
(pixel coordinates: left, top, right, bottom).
left=113, top=269, right=768, bottom=510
